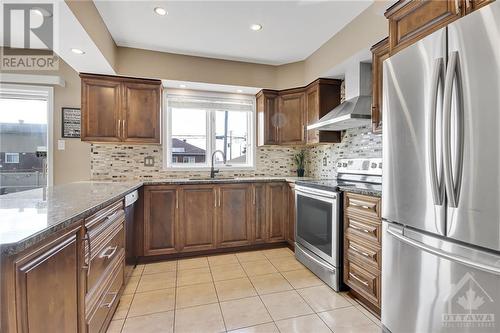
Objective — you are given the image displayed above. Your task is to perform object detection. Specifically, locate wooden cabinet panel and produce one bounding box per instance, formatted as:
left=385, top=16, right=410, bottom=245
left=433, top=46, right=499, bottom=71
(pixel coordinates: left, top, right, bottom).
left=81, top=77, right=122, bottom=142
left=217, top=184, right=252, bottom=248
left=286, top=184, right=296, bottom=246
left=267, top=183, right=287, bottom=242
left=279, top=91, right=305, bottom=145
left=15, top=227, right=80, bottom=333
left=370, top=38, right=389, bottom=134
left=143, top=186, right=179, bottom=256
left=344, top=260, right=380, bottom=307
left=345, top=214, right=381, bottom=245
left=122, top=81, right=161, bottom=144
left=466, top=0, right=494, bottom=12
left=253, top=183, right=267, bottom=243
left=344, top=192, right=381, bottom=219
left=386, top=0, right=462, bottom=53
left=345, top=235, right=381, bottom=272
left=81, top=73, right=162, bottom=144
left=256, top=90, right=280, bottom=146
left=305, top=79, right=342, bottom=144
left=179, top=185, right=217, bottom=252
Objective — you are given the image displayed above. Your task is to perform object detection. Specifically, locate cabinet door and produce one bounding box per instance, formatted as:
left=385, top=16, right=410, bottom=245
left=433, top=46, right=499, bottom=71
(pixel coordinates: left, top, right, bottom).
left=122, top=81, right=161, bottom=144
left=465, top=0, right=494, bottom=13
left=305, top=85, right=321, bottom=144
left=279, top=92, right=305, bottom=144
left=253, top=183, right=267, bottom=243
left=81, top=76, right=121, bottom=142
left=267, top=183, right=287, bottom=242
left=217, top=184, right=252, bottom=248
left=386, top=0, right=461, bottom=53
left=15, top=227, right=81, bottom=333
left=179, top=185, right=217, bottom=252
left=370, top=37, right=390, bottom=134
left=256, top=90, right=280, bottom=146
left=286, top=184, right=296, bottom=245
left=143, top=186, right=179, bottom=256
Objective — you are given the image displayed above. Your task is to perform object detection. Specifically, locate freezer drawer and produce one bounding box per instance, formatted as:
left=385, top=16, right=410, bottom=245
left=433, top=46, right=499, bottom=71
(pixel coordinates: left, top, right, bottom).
left=382, top=221, right=500, bottom=333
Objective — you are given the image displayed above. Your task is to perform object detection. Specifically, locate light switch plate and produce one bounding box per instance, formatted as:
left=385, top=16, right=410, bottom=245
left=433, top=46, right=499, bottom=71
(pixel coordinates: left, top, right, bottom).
left=58, top=140, right=65, bottom=150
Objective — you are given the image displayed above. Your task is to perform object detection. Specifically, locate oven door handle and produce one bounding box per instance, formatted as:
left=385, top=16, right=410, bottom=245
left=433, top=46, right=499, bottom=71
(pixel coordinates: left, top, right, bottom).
left=298, top=245, right=335, bottom=273
left=295, top=188, right=338, bottom=202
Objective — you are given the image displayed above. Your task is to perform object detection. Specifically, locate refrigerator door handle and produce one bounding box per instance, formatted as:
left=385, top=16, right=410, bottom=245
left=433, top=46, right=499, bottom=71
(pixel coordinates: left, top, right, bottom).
left=428, top=57, right=445, bottom=206
left=387, top=224, right=500, bottom=275
left=442, top=51, right=464, bottom=208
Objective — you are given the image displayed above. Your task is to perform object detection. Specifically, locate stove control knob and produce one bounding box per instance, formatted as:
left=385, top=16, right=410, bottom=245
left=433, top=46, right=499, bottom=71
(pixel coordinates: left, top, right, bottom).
left=371, top=163, right=377, bottom=168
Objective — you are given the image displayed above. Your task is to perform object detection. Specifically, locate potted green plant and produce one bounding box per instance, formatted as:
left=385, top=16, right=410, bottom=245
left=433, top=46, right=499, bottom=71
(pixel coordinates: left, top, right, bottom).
left=294, top=150, right=306, bottom=177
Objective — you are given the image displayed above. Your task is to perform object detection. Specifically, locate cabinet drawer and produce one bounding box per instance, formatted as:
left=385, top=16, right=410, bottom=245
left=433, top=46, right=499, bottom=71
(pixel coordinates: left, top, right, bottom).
left=344, top=193, right=381, bottom=218
left=345, top=214, right=381, bottom=245
left=344, top=260, right=380, bottom=306
left=87, top=260, right=124, bottom=333
left=85, top=200, right=124, bottom=237
left=87, top=222, right=125, bottom=293
left=345, top=236, right=381, bottom=271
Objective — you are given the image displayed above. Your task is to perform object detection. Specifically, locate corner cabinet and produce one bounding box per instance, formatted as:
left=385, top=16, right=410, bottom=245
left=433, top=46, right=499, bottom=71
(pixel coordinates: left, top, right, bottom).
left=81, top=74, right=162, bottom=144
left=370, top=38, right=389, bottom=134
left=256, top=78, right=342, bottom=146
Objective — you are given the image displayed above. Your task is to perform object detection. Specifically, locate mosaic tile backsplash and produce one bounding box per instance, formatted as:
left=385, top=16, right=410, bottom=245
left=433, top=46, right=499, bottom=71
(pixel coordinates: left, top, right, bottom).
left=90, top=125, right=381, bottom=180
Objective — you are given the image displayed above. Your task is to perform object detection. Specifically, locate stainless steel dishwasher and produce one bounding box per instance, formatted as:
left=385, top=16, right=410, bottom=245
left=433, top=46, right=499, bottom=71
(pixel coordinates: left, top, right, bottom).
left=124, top=190, right=138, bottom=281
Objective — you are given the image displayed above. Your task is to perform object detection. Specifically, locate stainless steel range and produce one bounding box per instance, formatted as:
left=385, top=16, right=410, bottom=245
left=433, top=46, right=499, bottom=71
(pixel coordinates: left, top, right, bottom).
left=294, top=158, right=382, bottom=291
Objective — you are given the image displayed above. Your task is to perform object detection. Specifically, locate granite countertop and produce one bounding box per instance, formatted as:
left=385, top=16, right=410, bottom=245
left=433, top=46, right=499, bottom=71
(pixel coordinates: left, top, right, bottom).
left=295, top=179, right=382, bottom=197
left=0, top=181, right=142, bottom=255
left=338, top=184, right=382, bottom=197
left=0, top=177, right=312, bottom=255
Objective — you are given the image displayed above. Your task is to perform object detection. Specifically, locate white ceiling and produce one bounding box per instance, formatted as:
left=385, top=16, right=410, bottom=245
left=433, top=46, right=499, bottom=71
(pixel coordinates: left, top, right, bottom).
left=94, top=0, right=373, bottom=65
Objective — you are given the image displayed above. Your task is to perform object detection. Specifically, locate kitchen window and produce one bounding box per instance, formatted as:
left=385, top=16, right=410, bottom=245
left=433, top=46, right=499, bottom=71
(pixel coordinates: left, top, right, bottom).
left=164, top=91, right=255, bottom=169
left=5, top=153, right=20, bottom=164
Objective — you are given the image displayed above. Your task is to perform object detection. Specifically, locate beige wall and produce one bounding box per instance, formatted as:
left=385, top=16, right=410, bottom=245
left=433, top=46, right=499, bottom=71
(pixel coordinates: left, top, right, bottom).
left=52, top=61, right=91, bottom=185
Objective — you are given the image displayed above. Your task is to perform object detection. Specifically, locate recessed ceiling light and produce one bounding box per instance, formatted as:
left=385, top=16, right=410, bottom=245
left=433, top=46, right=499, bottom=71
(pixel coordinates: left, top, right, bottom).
left=154, top=7, right=167, bottom=16
left=250, top=24, right=262, bottom=31
left=179, top=84, right=187, bottom=88
left=71, top=48, right=85, bottom=55
left=236, top=89, right=243, bottom=93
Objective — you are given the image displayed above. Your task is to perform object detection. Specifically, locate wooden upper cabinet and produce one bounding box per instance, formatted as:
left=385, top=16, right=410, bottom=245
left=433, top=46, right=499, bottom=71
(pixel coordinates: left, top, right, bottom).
left=370, top=38, right=390, bottom=134
left=80, top=73, right=162, bottom=144
left=143, top=186, right=179, bottom=256
left=14, top=225, right=81, bottom=333
left=305, top=79, right=342, bottom=144
left=279, top=90, right=305, bottom=145
left=217, top=184, right=252, bottom=248
left=465, top=0, right=494, bottom=13
left=122, top=80, right=162, bottom=144
left=267, top=183, right=287, bottom=242
left=179, top=185, right=217, bottom=252
left=81, top=76, right=122, bottom=142
left=256, top=90, right=279, bottom=146
left=385, top=0, right=462, bottom=53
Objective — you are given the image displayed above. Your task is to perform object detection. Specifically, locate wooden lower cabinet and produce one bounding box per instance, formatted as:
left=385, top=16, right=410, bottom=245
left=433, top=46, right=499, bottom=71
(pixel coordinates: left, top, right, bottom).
left=286, top=184, right=296, bottom=246
left=217, top=184, right=253, bottom=248
left=343, top=192, right=382, bottom=316
left=253, top=183, right=268, bottom=243
left=267, top=183, right=287, bottom=242
left=143, top=186, right=179, bottom=256
left=179, top=185, right=217, bottom=252
left=14, top=225, right=82, bottom=333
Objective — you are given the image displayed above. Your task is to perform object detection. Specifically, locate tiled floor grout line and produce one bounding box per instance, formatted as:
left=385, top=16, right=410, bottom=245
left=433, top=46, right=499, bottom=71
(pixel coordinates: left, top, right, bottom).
left=172, top=260, right=179, bottom=333
left=235, top=251, right=279, bottom=332
left=206, top=258, right=228, bottom=333
left=118, top=265, right=144, bottom=333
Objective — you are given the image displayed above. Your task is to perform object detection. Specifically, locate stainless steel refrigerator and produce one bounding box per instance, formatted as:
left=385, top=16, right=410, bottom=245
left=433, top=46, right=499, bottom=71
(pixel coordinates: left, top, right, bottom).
left=382, top=2, right=500, bottom=332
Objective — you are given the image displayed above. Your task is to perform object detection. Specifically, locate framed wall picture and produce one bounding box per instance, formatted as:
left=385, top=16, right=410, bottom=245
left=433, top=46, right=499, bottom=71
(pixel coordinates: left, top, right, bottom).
left=61, top=107, right=81, bottom=138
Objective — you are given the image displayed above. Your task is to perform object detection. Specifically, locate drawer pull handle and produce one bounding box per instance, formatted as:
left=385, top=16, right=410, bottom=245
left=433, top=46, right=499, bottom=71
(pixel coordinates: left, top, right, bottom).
left=82, top=230, right=92, bottom=276
left=350, top=224, right=370, bottom=234
left=349, top=244, right=372, bottom=259
left=101, top=292, right=118, bottom=308
left=105, top=211, right=120, bottom=223
left=351, top=202, right=370, bottom=210
left=99, top=246, right=118, bottom=259
left=349, top=272, right=369, bottom=287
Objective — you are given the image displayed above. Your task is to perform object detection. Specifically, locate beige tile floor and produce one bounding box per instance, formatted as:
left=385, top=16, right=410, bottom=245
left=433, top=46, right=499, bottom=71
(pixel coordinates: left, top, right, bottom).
left=108, top=248, right=381, bottom=333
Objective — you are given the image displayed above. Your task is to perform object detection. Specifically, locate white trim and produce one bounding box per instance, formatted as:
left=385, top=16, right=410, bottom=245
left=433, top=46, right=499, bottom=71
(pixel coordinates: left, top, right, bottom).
left=0, top=73, right=66, bottom=87
left=163, top=90, right=256, bottom=171
left=0, top=83, right=54, bottom=186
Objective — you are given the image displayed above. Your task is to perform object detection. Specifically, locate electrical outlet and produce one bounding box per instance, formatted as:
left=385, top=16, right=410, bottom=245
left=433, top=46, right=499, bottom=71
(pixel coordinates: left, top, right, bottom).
left=322, top=156, right=328, bottom=166
left=144, top=156, right=155, bottom=167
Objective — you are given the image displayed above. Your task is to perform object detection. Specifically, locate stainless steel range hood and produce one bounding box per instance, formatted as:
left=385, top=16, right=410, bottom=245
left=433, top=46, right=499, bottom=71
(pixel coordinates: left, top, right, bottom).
left=308, top=62, right=372, bottom=131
